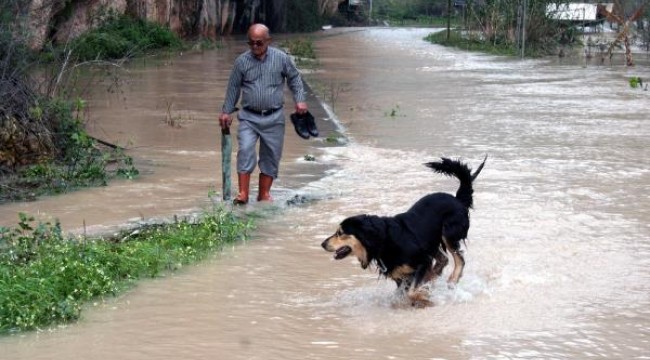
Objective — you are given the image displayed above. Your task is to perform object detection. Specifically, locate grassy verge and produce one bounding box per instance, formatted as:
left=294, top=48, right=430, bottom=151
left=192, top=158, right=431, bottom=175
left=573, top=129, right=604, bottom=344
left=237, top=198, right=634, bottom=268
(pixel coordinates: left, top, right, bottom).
left=280, top=37, right=317, bottom=68
left=0, top=207, right=253, bottom=334
left=425, top=29, right=518, bottom=57
left=377, top=15, right=461, bottom=28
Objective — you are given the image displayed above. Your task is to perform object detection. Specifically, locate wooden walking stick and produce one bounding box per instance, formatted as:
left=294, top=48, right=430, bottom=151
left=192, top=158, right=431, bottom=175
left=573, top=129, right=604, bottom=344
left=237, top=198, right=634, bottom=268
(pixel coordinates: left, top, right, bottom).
left=221, top=126, right=232, bottom=201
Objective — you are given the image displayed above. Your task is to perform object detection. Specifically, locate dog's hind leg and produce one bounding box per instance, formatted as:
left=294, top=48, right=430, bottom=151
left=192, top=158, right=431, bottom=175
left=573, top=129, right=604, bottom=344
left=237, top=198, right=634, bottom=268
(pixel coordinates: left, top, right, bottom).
left=442, top=236, right=465, bottom=285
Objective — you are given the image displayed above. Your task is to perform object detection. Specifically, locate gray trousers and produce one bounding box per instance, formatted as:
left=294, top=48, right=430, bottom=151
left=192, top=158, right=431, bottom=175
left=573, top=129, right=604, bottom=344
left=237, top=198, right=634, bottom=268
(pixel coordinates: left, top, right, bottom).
left=237, top=109, right=285, bottom=178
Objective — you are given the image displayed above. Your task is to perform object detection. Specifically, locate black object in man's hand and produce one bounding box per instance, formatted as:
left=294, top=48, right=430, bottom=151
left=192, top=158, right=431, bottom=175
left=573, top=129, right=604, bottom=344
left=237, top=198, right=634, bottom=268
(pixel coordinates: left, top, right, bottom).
left=291, top=111, right=315, bottom=139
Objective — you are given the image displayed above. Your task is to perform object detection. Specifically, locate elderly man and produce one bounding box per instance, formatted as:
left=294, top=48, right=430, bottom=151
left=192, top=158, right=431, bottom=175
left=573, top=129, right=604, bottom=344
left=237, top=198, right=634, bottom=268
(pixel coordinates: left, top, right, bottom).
left=219, top=23, right=308, bottom=205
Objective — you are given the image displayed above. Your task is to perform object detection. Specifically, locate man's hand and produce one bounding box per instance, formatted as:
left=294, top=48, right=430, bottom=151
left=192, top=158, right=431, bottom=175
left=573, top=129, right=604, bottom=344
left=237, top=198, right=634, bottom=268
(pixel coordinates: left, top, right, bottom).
left=219, top=113, right=232, bottom=129
left=295, top=102, right=308, bottom=115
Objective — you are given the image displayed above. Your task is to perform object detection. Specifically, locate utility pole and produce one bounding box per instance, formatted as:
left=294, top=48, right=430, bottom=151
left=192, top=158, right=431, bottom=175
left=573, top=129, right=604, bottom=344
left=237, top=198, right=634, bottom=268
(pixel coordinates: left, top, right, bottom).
left=447, top=0, right=452, bottom=40
left=521, top=0, right=527, bottom=58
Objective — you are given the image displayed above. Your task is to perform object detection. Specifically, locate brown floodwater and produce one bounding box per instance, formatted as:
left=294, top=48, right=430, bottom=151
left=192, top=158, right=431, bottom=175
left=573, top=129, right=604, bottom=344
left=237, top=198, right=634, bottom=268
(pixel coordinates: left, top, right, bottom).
left=1, top=28, right=649, bottom=359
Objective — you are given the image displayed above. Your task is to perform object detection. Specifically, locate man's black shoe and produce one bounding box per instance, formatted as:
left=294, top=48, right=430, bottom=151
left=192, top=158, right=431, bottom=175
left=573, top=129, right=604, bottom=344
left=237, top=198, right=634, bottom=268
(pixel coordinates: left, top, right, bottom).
left=304, top=111, right=319, bottom=137
left=290, top=112, right=311, bottom=139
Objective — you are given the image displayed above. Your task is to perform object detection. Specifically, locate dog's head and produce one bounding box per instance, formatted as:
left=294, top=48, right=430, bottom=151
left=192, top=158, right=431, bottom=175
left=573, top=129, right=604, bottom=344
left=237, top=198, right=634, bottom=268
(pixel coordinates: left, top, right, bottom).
left=321, top=215, right=384, bottom=269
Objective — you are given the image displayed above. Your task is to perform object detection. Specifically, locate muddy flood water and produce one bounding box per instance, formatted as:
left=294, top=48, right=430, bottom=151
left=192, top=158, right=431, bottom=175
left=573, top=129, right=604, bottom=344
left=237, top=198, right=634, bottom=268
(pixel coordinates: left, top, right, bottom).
left=1, top=28, right=649, bottom=359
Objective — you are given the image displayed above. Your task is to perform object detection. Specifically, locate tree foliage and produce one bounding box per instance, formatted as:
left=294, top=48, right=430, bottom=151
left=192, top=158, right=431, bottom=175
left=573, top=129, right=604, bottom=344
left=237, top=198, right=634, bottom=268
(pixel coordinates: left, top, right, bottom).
left=374, top=0, right=448, bottom=19
left=461, top=0, right=572, bottom=54
left=0, top=1, right=138, bottom=202
left=286, top=0, right=323, bottom=32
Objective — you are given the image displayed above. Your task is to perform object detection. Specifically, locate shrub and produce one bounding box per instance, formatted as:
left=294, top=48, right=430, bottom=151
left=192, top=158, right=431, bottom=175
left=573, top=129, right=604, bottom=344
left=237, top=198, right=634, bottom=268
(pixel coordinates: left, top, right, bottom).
left=71, top=14, right=182, bottom=61
left=1, top=8, right=143, bottom=202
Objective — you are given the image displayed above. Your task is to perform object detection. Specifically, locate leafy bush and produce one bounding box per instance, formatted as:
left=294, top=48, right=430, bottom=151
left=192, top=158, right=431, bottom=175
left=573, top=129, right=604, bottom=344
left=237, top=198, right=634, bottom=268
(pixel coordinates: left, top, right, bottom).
left=0, top=208, right=253, bottom=333
left=71, top=14, right=182, bottom=61
left=1, top=7, right=144, bottom=202
left=1, top=96, right=136, bottom=202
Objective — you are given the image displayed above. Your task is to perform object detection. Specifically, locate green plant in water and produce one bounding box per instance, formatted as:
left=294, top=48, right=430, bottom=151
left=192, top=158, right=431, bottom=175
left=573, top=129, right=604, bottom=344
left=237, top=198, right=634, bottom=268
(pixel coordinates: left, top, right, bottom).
left=385, top=104, right=401, bottom=118
left=629, top=77, right=643, bottom=89
left=325, top=136, right=337, bottom=143
left=163, top=99, right=193, bottom=128
left=0, top=207, right=253, bottom=334
left=116, top=155, right=139, bottom=179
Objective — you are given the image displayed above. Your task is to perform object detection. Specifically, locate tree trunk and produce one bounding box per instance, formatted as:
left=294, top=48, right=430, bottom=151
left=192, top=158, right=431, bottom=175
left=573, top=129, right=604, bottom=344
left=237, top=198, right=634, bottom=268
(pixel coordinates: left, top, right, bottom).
left=226, top=1, right=236, bottom=35
left=197, top=0, right=217, bottom=39
left=624, top=33, right=633, bottom=66
left=220, top=0, right=230, bottom=34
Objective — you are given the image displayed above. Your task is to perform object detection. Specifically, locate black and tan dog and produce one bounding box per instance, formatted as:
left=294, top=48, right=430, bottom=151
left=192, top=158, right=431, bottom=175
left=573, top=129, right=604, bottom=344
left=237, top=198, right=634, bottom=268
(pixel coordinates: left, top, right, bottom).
left=321, top=156, right=486, bottom=307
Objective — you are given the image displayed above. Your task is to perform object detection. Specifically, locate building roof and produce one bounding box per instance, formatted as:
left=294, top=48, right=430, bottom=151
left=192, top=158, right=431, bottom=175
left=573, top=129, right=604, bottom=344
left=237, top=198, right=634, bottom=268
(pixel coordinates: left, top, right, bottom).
left=546, top=3, right=614, bottom=21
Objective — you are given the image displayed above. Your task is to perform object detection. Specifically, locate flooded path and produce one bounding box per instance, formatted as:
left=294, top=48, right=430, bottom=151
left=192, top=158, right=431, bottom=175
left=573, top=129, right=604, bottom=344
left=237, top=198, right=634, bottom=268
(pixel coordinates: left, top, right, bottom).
left=2, top=28, right=649, bottom=359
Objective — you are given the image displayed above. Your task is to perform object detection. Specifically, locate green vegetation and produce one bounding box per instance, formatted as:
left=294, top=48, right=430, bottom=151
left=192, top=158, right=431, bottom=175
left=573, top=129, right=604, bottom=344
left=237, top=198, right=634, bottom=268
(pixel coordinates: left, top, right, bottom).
left=0, top=6, right=184, bottom=202
left=425, top=30, right=519, bottom=56
left=385, top=104, right=404, bottom=118
left=629, top=76, right=644, bottom=89
left=372, top=0, right=455, bottom=26
left=282, top=37, right=316, bottom=59
left=0, top=95, right=137, bottom=202
left=325, top=135, right=344, bottom=144
left=384, top=15, right=461, bottom=27
left=287, top=0, right=323, bottom=32
left=426, top=0, right=577, bottom=57
left=70, top=13, right=182, bottom=61
left=0, top=208, right=253, bottom=334
left=280, top=37, right=317, bottom=67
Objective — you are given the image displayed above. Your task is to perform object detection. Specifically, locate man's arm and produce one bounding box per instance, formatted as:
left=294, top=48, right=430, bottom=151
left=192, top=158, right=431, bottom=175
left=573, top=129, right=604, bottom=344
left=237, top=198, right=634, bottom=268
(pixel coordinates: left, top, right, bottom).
left=222, top=62, right=243, bottom=114
left=220, top=61, right=244, bottom=128
left=284, top=55, right=307, bottom=113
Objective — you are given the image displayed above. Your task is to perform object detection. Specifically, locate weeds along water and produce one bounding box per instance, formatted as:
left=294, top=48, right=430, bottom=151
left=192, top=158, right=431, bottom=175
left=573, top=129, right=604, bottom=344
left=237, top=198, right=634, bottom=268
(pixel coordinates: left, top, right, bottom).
left=0, top=206, right=253, bottom=334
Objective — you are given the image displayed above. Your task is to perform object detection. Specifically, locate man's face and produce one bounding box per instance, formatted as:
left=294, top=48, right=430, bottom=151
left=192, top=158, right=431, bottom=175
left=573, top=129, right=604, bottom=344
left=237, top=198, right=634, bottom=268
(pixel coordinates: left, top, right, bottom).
left=248, top=33, right=270, bottom=58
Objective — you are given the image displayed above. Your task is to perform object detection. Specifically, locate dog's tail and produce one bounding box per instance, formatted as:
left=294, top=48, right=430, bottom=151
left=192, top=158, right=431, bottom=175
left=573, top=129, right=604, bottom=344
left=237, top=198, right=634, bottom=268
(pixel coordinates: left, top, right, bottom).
left=424, top=155, right=487, bottom=209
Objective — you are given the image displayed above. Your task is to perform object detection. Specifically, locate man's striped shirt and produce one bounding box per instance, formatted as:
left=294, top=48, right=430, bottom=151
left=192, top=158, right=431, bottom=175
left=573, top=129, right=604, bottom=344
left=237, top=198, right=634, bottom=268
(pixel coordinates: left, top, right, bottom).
left=222, top=46, right=305, bottom=114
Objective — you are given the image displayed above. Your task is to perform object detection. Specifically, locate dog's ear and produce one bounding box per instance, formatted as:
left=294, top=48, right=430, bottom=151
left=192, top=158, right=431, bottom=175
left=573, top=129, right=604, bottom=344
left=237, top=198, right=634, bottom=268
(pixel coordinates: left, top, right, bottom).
left=340, top=215, right=365, bottom=234
left=341, top=215, right=386, bottom=257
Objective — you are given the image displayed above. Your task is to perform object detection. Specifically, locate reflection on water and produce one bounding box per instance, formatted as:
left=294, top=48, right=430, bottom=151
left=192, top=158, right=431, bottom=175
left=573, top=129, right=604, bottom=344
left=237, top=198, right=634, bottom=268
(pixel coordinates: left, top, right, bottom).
left=1, top=28, right=649, bottom=359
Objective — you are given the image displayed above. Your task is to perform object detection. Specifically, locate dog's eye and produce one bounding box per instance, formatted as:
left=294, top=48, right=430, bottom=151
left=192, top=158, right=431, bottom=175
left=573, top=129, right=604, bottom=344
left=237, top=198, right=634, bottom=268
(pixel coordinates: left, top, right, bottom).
left=335, top=229, right=342, bottom=236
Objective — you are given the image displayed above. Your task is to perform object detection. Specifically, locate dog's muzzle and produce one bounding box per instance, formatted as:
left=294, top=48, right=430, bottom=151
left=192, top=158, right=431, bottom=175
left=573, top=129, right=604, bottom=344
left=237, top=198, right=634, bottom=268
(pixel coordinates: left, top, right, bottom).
left=321, top=238, right=330, bottom=251
left=321, top=237, right=352, bottom=260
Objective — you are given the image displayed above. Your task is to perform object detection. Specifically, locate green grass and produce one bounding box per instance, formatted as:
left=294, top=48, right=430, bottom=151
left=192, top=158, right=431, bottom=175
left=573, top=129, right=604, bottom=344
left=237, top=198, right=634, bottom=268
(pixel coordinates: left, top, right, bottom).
left=71, top=14, right=182, bottom=61
left=425, top=29, right=518, bottom=57
left=0, top=208, right=253, bottom=334
left=280, top=37, right=316, bottom=59
left=378, top=15, right=461, bottom=27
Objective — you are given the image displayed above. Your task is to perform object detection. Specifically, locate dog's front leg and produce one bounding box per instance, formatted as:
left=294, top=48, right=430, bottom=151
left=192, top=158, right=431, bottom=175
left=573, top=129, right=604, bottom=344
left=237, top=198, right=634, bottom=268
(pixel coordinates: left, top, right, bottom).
left=406, top=265, right=433, bottom=308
